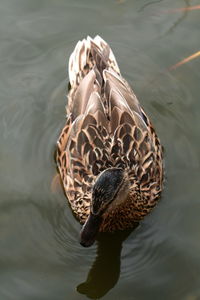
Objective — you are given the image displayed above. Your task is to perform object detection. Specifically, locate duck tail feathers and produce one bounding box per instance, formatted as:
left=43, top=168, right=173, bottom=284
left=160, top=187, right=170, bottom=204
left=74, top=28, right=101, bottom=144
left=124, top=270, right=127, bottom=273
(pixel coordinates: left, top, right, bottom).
left=68, top=35, right=120, bottom=88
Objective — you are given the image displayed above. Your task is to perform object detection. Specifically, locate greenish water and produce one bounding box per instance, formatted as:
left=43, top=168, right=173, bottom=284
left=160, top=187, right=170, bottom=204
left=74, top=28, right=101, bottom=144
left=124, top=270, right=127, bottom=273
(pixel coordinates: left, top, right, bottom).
left=0, top=0, right=200, bottom=299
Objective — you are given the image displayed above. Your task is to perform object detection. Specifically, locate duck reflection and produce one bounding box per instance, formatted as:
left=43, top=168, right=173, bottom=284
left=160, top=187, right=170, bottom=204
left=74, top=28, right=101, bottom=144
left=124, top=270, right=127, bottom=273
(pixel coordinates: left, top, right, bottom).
left=77, top=225, right=137, bottom=299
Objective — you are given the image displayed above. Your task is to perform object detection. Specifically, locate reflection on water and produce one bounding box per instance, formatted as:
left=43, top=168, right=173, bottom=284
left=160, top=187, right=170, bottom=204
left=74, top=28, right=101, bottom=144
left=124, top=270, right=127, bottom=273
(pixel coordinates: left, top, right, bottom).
left=0, top=0, right=200, bottom=299
left=160, top=0, right=191, bottom=37
left=77, top=229, right=134, bottom=299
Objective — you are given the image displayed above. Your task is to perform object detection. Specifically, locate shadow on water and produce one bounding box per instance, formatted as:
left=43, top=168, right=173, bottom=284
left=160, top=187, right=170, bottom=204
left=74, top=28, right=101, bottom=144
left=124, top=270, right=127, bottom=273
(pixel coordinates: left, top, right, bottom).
left=77, top=226, right=137, bottom=299
left=160, top=0, right=191, bottom=38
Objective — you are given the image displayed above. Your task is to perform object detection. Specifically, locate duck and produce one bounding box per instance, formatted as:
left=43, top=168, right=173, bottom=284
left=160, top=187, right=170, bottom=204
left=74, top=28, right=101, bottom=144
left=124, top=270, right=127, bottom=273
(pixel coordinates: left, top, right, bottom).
left=56, top=36, right=163, bottom=247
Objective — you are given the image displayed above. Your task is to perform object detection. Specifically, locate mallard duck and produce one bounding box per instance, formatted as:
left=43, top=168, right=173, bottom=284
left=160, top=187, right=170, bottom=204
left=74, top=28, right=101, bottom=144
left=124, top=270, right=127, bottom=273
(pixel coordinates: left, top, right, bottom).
left=56, top=36, right=163, bottom=247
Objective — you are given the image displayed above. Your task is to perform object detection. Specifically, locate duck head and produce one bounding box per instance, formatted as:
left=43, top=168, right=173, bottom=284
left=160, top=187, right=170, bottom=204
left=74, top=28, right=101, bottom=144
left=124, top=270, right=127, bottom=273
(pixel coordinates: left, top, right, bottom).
left=80, top=168, right=129, bottom=247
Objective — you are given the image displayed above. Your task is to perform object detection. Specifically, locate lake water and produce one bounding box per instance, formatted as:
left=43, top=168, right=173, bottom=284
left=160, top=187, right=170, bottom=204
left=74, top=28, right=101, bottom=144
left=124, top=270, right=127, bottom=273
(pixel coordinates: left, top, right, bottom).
left=0, top=0, right=200, bottom=299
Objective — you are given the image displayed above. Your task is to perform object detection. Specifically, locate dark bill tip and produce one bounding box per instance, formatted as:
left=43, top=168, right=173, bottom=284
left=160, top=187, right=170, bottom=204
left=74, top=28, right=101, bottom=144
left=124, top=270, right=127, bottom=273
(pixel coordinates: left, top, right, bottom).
left=80, top=213, right=102, bottom=247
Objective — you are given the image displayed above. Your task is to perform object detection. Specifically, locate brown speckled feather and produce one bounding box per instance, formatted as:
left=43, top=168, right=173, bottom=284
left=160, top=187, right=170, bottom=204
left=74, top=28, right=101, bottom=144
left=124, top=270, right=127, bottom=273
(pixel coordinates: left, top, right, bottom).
left=57, top=36, right=163, bottom=230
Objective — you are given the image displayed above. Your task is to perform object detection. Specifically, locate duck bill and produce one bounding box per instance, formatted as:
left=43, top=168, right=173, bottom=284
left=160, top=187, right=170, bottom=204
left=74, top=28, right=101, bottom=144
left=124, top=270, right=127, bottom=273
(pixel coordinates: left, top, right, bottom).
left=80, top=213, right=102, bottom=247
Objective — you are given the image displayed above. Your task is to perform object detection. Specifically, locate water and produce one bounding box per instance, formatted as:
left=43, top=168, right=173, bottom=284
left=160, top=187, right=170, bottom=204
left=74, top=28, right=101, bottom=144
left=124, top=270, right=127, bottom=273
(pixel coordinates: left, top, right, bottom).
left=0, top=0, right=200, bottom=299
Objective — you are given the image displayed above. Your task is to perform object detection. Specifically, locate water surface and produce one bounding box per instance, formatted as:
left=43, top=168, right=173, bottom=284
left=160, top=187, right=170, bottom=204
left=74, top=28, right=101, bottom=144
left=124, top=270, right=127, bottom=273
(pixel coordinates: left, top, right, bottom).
left=0, top=0, right=200, bottom=299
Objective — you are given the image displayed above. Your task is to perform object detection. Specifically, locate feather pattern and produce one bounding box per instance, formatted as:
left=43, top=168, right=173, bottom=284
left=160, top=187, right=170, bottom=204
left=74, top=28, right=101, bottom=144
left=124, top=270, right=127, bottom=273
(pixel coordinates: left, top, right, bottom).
left=57, top=36, right=163, bottom=231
